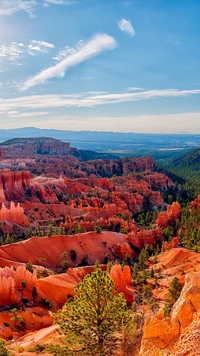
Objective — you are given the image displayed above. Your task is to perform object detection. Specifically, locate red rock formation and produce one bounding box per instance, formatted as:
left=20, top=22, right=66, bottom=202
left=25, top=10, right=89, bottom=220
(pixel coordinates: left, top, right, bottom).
left=0, top=266, right=37, bottom=307
left=0, top=307, right=53, bottom=339
left=140, top=271, right=200, bottom=356
left=110, top=264, right=127, bottom=290
left=37, top=264, right=134, bottom=307
left=113, top=242, right=136, bottom=260
left=127, top=228, right=163, bottom=250
left=190, top=195, right=200, bottom=209
left=0, top=148, right=4, bottom=161
left=156, top=202, right=181, bottom=228
left=167, top=201, right=181, bottom=221
left=155, top=211, right=169, bottom=228
left=0, top=169, right=32, bottom=202
left=122, top=265, right=132, bottom=284
left=144, top=172, right=174, bottom=190
left=109, top=264, right=134, bottom=304
left=0, top=202, right=26, bottom=224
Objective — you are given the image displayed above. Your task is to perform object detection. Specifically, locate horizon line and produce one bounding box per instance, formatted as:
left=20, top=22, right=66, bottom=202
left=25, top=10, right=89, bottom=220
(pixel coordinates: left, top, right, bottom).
left=0, top=126, right=199, bottom=136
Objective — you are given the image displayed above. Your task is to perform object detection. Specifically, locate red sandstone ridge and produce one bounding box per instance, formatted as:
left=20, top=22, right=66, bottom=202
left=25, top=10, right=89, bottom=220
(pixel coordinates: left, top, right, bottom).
left=36, top=266, right=108, bottom=307
left=0, top=168, right=59, bottom=207
left=0, top=231, right=133, bottom=268
left=1, top=137, right=72, bottom=158
left=0, top=229, right=166, bottom=269
left=156, top=201, right=181, bottom=228
left=37, top=264, right=133, bottom=307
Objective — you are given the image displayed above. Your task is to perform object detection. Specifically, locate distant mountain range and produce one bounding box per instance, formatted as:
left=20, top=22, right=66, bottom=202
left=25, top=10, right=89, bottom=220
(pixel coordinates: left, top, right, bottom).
left=0, top=127, right=200, bottom=161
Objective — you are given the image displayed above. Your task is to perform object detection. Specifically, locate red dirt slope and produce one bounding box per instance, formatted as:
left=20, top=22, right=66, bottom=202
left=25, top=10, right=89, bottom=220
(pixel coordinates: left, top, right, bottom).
left=0, top=231, right=133, bottom=268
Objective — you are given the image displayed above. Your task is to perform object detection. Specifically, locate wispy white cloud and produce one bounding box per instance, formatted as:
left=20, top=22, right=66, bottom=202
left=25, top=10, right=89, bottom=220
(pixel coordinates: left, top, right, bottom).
left=118, top=18, right=135, bottom=37
left=0, top=0, right=36, bottom=17
left=0, top=40, right=55, bottom=64
left=6, top=111, right=49, bottom=118
left=128, top=87, right=143, bottom=91
left=27, top=40, right=55, bottom=55
left=0, top=42, right=24, bottom=62
left=0, top=88, right=200, bottom=112
left=21, top=33, right=117, bottom=91
left=52, top=46, right=75, bottom=62
left=0, top=0, right=77, bottom=16
left=44, top=0, right=77, bottom=5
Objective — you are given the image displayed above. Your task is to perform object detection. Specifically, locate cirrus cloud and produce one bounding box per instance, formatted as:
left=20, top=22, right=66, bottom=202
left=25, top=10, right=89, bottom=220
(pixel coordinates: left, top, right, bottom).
left=44, top=0, right=77, bottom=5
left=21, top=33, right=117, bottom=91
left=0, top=0, right=36, bottom=16
left=0, top=0, right=77, bottom=16
left=1, top=88, right=200, bottom=112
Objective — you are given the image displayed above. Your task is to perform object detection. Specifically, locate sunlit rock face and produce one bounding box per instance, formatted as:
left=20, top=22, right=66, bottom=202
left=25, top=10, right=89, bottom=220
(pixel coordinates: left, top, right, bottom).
left=0, top=202, right=26, bottom=224
left=0, top=266, right=37, bottom=307
left=0, top=169, right=32, bottom=202
left=140, top=271, right=200, bottom=356
left=156, top=201, right=181, bottom=228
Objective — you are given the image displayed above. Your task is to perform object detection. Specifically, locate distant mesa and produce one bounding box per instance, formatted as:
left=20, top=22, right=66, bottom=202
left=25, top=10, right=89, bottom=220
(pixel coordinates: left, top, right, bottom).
left=0, top=137, right=117, bottom=161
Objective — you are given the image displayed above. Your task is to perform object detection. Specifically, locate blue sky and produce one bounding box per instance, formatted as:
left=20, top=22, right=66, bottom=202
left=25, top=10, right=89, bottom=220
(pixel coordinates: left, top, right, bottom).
left=0, top=0, right=200, bottom=133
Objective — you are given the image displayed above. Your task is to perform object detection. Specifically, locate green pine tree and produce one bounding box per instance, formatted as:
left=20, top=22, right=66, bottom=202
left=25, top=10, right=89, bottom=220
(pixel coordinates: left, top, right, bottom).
left=54, top=267, right=130, bottom=355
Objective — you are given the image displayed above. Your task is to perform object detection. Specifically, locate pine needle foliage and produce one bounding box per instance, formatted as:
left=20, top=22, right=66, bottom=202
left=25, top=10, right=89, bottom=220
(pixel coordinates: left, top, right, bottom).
left=54, top=267, right=129, bottom=356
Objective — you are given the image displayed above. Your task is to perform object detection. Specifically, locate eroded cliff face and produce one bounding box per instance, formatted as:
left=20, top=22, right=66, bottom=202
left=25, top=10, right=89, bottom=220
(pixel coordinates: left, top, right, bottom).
left=0, top=266, right=37, bottom=307
left=139, top=261, right=200, bottom=356
left=0, top=170, right=32, bottom=202
left=0, top=160, right=175, bottom=229
left=0, top=202, right=27, bottom=225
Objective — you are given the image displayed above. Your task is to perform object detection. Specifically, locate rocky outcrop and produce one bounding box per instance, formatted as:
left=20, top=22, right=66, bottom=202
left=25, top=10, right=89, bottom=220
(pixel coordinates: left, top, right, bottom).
left=0, top=266, right=37, bottom=307
left=140, top=271, right=200, bottom=356
left=144, top=172, right=174, bottom=190
left=127, top=228, right=164, bottom=250
left=167, top=310, right=200, bottom=356
left=190, top=195, right=200, bottom=209
left=0, top=169, right=32, bottom=202
left=156, top=201, right=181, bottom=228
left=0, top=202, right=26, bottom=224
left=0, top=307, right=53, bottom=339
left=36, top=264, right=133, bottom=307
left=109, top=264, right=134, bottom=304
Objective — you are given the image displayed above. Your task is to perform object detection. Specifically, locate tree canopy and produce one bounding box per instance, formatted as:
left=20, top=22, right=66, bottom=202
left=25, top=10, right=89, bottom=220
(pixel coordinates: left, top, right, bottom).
left=54, top=267, right=129, bottom=355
